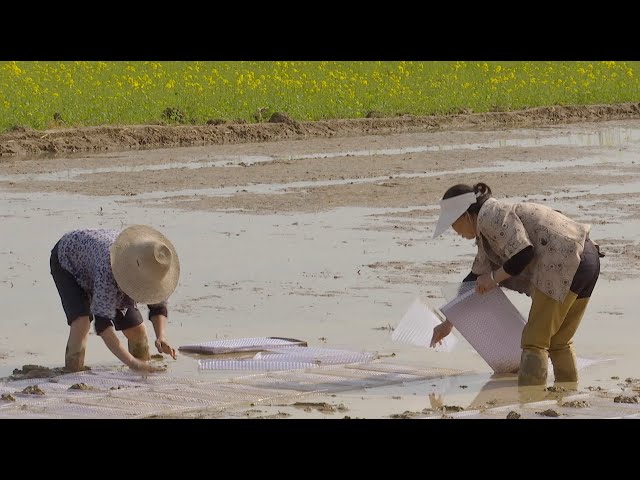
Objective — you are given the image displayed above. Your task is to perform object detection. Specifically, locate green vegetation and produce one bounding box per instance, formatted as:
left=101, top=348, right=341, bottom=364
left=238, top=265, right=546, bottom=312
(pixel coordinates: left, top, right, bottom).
left=1, top=61, right=638, bottom=132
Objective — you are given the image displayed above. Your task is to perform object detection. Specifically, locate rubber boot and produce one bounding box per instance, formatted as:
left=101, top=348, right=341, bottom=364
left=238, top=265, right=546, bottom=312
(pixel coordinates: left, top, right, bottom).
left=549, top=346, right=578, bottom=383
left=518, top=348, right=548, bottom=386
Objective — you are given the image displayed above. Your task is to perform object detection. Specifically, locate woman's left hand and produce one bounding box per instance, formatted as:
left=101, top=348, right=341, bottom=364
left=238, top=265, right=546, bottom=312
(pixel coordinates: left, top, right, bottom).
left=475, top=272, right=498, bottom=294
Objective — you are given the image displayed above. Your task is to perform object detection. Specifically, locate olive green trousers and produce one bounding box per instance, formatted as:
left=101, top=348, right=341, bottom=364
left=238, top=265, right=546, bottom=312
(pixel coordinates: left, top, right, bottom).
left=518, top=289, right=590, bottom=386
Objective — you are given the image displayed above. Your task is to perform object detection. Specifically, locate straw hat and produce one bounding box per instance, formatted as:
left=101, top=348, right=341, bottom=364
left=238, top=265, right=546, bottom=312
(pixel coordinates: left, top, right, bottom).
left=432, top=192, right=477, bottom=238
left=110, top=225, right=180, bottom=304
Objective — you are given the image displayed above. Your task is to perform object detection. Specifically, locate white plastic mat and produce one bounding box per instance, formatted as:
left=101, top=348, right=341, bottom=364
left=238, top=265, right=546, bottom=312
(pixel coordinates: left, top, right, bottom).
left=439, top=286, right=613, bottom=374
left=440, top=287, right=527, bottom=373
left=179, top=337, right=307, bottom=355
left=392, top=298, right=458, bottom=352
left=199, top=346, right=376, bottom=371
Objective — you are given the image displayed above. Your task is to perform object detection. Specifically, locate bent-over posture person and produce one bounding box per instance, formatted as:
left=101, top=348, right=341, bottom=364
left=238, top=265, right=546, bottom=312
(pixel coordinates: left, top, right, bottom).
left=430, top=182, right=602, bottom=386
left=50, top=225, right=180, bottom=373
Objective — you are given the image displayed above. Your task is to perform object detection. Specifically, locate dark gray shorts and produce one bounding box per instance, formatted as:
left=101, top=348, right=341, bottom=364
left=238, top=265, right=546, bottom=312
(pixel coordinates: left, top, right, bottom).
left=49, top=241, right=144, bottom=330
left=569, top=238, right=601, bottom=299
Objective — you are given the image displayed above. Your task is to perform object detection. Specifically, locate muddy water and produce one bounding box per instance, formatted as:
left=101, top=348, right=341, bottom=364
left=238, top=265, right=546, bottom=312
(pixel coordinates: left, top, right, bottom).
left=1, top=120, right=639, bottom=418
left=2, top=123, right=639, bottom=183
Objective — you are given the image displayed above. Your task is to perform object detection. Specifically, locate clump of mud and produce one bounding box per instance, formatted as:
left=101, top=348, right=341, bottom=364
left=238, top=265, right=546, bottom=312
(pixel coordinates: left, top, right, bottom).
left=243, top=409, right=263, bottom=416
left=10, top=364, right=66, bottom=380
left=255, top=412, right=291, bottom=419
left=546, top=385, right=569, bottom=393
left=402, top=405, right=464, bottom=419
left=390, top=410, right=423, bottom=419
left=537, top=408, right=560, bottom=417
left=624, top=378, right=640, bottom=392
left=8, top=364, right=91, bottom=381
left=21, top=385, right=45, bottom=395
left=614, top=395, right=639, bottom=404
left=150, top=354, right=164, bottom=360
left=562, top=400, right=591, bottom=408
left=443, top=405, right=464, bottom=412
left=69, top=383, right=96, bottom=391
left=506, top=411, right=521, bottom=419
left=1, top=393, right=16, bottom=402
left=291, top=402, right=348, bottom=413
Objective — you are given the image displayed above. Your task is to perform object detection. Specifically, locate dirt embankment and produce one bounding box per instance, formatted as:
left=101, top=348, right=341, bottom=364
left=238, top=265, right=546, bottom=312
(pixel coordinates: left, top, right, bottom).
left=2, top=102, right=640, bottom=157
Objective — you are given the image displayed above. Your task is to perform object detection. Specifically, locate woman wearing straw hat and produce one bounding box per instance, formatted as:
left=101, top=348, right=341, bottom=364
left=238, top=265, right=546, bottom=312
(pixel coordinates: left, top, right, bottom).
left=429, top=182, right=602, bottom=386
left=49, top=225, right=180, bottom=373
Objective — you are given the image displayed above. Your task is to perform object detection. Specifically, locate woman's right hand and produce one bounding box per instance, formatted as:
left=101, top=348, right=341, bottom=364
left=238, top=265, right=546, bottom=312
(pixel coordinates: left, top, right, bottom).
left=128, top=358, right=167, bottom=373
left=430, top=320, right=453, bottom=347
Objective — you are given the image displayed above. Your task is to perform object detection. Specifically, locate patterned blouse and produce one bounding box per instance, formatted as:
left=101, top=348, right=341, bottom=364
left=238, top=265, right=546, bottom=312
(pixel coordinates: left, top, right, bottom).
left=471, top=198, right=590, bottom=303
left=57, top=229, right=168, bottom=333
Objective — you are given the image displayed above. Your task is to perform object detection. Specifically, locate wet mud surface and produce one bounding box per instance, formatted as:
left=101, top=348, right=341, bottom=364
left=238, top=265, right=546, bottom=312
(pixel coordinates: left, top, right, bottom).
left=1, top=111, right=640, bottom=418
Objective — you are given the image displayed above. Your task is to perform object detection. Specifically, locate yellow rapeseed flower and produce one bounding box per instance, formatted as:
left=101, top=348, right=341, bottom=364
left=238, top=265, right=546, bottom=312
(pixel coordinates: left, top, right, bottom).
left=8, top=62, right=23, bottom=76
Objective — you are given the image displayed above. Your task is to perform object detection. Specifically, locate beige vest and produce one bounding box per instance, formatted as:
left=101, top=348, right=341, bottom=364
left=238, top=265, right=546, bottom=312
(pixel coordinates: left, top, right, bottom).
left=471, top=198, right=591, bottom=302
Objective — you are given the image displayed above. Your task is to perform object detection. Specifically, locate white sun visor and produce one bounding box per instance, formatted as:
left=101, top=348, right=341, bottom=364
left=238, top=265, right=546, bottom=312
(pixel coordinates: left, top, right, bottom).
left=432, top=192, right=477, bottom=239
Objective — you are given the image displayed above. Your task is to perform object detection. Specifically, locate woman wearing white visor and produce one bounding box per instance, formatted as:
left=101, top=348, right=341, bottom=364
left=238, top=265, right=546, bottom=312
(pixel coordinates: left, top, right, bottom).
left=430, top=182, right=602, bottom=386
